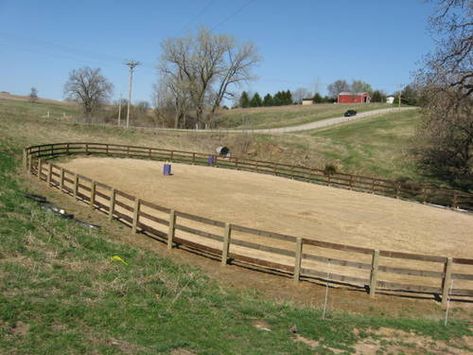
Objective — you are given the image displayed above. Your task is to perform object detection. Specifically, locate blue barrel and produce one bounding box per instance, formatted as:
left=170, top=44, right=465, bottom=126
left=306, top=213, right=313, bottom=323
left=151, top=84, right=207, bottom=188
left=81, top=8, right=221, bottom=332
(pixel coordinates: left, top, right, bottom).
left=163, top=163, right=172, bottom=176
left=208, top=155, right=216, bottom=166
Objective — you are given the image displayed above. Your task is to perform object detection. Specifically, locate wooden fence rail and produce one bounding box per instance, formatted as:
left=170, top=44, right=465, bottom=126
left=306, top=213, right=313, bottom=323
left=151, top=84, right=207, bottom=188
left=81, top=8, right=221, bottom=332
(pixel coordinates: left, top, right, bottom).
left=24, top=143, right=473, bottom=305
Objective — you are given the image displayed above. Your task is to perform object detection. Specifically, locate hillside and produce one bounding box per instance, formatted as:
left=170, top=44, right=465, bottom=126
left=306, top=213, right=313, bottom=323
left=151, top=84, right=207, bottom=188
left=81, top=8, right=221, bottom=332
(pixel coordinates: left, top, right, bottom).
left=304, top=109, right=421, bottom=179
left=215, top=103, right=393, bottom=129
left=1, top=96, right=472, bottom=353
left=0, top=97, right=425, bottom=182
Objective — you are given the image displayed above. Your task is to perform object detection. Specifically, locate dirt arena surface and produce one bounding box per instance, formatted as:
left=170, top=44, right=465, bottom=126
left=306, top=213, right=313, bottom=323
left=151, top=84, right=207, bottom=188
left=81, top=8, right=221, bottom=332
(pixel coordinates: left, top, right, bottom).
left=59, top=157, right=473, bottom=259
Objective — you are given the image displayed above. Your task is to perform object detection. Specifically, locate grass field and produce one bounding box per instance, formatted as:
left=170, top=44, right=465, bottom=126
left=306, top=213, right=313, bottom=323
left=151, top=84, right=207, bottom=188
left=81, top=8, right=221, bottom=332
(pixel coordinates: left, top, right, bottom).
left=215, top=103, right=393, bottom=129
left=0, top=97, right=444, bottom=185
left=1, top=97, right=473, bottom=352
left=304, top=109, right=421, bottom=179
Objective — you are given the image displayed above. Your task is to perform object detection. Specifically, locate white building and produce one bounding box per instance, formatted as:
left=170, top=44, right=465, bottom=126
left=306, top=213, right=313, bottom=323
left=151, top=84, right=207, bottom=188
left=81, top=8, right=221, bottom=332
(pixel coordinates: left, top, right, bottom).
left=301, top=98, right=313, bottom=105
left=386, top=96, right=395, bottom=104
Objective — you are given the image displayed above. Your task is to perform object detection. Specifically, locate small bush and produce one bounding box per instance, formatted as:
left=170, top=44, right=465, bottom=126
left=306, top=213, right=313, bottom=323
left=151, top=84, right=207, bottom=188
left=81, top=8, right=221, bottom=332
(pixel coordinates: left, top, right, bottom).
left=323, top=163, right=337, bottom=176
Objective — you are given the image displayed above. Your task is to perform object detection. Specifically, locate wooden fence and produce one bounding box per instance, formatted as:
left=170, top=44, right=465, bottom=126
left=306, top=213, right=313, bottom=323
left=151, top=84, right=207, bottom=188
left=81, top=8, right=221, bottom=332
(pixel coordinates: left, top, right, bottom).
left=24, top=142, right=473, bottom=305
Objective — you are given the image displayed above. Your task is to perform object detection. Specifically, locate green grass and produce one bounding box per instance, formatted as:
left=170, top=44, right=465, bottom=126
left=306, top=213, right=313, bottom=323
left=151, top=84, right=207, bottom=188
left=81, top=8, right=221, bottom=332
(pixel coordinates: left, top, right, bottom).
left=297, top=109, right=422, bottom=180
left=0, top=98, right=472, bottom=353
left=0, top=98, right=80, bottom=120
left=0, top=145, right=471, bottom=353
left=215, top=103, right=393, bottom=129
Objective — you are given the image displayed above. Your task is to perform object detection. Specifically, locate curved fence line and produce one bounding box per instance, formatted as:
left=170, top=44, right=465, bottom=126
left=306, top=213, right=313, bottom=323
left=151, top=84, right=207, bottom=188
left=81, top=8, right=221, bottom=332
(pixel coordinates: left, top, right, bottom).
left=23, top=142, right=473, bottom=305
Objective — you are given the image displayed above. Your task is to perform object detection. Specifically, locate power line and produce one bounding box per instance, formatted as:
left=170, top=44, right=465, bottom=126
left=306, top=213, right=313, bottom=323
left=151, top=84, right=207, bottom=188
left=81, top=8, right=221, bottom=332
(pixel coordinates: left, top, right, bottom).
left=180, top=0, right=216, bottom=33
left=0, top=31, right=156, bottom=70
left=210, top=0, right=257, bottom=31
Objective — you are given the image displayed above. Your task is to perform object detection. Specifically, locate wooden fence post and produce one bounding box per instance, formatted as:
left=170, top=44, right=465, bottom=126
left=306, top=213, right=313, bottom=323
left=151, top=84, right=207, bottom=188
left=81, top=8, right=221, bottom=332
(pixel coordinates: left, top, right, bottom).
left=396, top=183, right=401, bottom=199
left=423, top=187, right=429, bottom=204
left=109, top=188, right=116, bottom=220
left=442, top=257, right=453, bottom=308
left=85, top=143, right=89, bottom=155
left=132, top=198, right=141, bottom=234
left=66, top=143, right=70, bottom=155
left=90, top=180, right=96, bottom=209
left=27, top=154, right=32, bottom=174
left=59, top=168, right=65, bottom=192
left=73, top=174, right=79, bottom=200
left=192, top=153, right=196, bottom=165
left=349, top=175, right=354, bottom=190
left=47, top=163, right=52, bottom=186
left=37, top=159, right=42, bottom=180
left=221, top=223, right=232, bottom=265
left=167, top=209, right=176, bottom=249
left=22, top=149, right=27, bottom=170
left=452, top=192, right=458, bottom=209
left=369, top=250, right=380, bottom=298
left=293, top=237, right=303, bottom=282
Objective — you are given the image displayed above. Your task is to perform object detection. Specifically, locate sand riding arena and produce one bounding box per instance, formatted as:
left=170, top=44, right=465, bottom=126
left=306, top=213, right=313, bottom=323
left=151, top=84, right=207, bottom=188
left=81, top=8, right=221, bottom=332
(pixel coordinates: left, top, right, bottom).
left=24, top=143, right=473, bottom=305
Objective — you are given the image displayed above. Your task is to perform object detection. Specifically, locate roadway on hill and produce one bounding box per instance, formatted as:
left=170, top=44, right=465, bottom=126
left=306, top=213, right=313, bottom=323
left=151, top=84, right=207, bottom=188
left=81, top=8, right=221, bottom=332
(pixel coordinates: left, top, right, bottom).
left=242, top=107, right=417, bottom=133
left=160, top=107, right=416, bottom=134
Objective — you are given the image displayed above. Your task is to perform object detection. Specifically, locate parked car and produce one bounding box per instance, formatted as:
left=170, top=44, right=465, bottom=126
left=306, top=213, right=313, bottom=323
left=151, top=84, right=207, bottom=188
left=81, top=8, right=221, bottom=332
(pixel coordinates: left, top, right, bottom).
left=344, top=110, right=357, bottom=117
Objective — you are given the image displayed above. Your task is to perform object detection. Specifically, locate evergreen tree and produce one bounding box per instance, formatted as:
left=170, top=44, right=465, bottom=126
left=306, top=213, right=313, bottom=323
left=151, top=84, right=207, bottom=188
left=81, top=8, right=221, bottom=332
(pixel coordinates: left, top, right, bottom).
left=312, top=92, right=323, bottom=103
left=263, top=93, right=273, bottom=106
left=239, top=91, right=250, bottom=108
left=285, top=90, right=293, bottom=105
left=250, top=93, right=263, bottom=107
left=273, top=91, right=283, bottom=106
left=324, top=96, right=336, bottom=103
left=371, top=90, right=386, bottom=103
left=250, top=92, right=262, bottom=107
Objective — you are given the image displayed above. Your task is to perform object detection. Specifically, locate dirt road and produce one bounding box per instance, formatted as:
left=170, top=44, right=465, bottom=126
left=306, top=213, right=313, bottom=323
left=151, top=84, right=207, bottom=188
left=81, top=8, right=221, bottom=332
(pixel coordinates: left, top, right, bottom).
left=246, top=107, right=416, bottom=133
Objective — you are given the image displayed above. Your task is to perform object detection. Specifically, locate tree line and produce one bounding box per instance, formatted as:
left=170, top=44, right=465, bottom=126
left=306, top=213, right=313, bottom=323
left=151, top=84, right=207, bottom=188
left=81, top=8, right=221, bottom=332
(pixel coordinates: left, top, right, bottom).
left=236, top=79, right=397, bottom=108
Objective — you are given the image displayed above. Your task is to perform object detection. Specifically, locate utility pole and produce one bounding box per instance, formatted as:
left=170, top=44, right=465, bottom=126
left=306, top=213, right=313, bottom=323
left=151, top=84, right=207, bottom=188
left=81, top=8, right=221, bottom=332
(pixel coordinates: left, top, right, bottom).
left=125, top=60, right=140, bottom=128
left=118, top=94, right=122, bottom=126
left=398, top=83, right=403, bottom=111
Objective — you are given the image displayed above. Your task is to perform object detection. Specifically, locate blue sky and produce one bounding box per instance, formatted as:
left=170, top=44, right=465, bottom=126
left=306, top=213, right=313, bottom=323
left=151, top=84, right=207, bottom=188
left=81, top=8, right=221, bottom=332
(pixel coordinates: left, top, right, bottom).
left=0, top=0, right=436, bottom=103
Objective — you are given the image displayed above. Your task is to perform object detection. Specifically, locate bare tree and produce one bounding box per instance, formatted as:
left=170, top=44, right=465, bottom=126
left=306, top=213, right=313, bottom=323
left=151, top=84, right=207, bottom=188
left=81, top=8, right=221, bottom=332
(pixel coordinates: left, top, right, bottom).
left=415, top=0, right=473, bottom=188
left=29, top=87, right=38, bottom=103
left=293, top=87, right=312, bottom=104
left=351, top=80, right=372, bottom=94
left=327, top=80, right=350, bottom=99
left=64, top=67, right=113, bottom=121
left=154, top=74, right=191, bottom=128
left=159, top=28, right=260, bottom=128
left=421, top=0, right=473, bottom=97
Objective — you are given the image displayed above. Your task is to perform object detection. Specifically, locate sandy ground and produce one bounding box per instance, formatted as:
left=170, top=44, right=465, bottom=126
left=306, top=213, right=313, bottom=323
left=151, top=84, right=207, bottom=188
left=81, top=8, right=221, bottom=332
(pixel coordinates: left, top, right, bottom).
left=59, top=157, right=473, bottom=260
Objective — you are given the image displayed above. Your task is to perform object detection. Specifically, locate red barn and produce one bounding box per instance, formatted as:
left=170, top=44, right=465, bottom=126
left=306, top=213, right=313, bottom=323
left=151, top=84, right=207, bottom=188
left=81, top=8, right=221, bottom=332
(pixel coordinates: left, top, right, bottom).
left=337, top=92, right=371, bottom=104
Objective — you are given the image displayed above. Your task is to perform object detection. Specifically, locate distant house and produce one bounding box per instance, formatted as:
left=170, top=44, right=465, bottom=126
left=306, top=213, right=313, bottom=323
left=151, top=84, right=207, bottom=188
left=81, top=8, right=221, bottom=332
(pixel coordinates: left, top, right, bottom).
left=337, top=92, right=371, bottom=104
left=386, top=96, right=395, bottom=104
left=301, top=98, right=313, bottom=105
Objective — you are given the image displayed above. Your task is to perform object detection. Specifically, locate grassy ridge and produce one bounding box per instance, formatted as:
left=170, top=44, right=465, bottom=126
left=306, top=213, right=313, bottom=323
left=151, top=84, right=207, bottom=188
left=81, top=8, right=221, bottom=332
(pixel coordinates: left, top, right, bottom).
left=304, top=109, right=421, bottom=179
left=215, top=103, right=391, bottom=129
left=0, top=143, right=471, bottom=353
left=0, top=97, right=437, bottom=183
